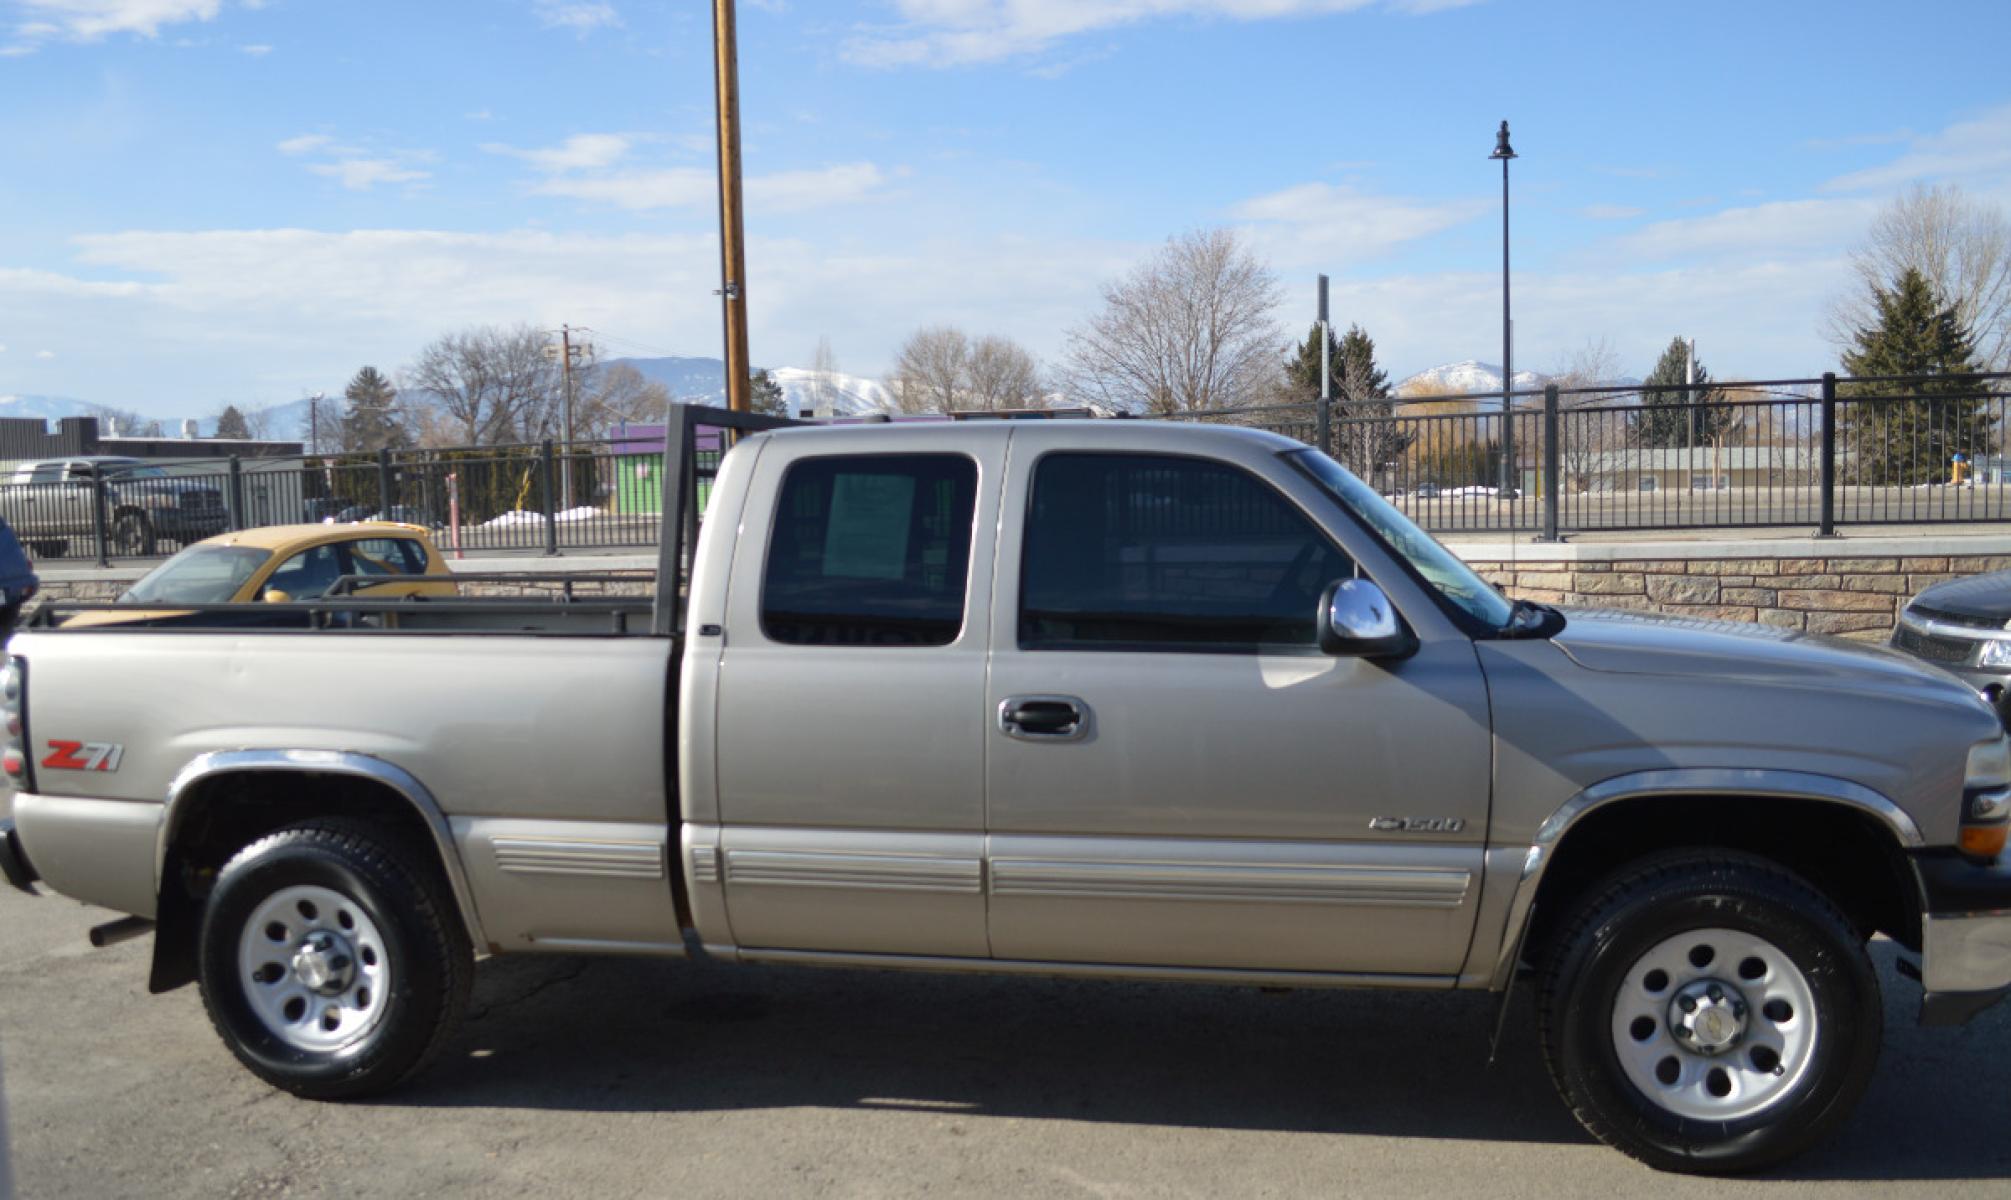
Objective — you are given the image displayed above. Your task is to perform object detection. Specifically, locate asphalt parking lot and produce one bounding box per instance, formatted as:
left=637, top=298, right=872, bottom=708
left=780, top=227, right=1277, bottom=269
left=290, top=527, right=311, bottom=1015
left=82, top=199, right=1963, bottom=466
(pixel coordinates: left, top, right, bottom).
left=2, top=872, right=2009, bottom=1200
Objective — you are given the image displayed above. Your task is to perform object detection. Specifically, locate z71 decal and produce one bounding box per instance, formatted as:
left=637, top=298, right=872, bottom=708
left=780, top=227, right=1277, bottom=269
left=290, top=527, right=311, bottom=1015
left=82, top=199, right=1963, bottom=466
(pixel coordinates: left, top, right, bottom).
left=42, top=740, right=123, bottom=772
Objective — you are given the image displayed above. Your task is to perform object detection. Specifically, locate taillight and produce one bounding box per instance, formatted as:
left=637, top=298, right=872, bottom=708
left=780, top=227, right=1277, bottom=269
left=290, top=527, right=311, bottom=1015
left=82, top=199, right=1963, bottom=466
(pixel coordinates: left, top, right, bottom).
left=1, top=656, right=28, bottom=791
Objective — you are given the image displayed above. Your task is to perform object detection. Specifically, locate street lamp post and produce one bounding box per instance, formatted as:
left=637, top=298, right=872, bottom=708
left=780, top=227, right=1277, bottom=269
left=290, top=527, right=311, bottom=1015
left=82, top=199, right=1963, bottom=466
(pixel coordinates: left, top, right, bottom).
left=1490, top=120, right=1517, bottom=497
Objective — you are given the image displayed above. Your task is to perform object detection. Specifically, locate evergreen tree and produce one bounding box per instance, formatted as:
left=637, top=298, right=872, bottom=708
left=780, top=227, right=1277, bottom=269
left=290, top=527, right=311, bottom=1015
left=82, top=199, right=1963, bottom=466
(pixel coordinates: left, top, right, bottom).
left=1631, top=337, right=1730, bottom=447
left=1331, top=324, right=1410, bottom=482
left=213, top=405, right=250, bottom=440
left=1281, top=323, right=1343, bottom=401
left=1335, top=324, right=1392, bottom=406
left=341, top=366, right=408, bottom=452
left=1839, top=267, right=1988, bottom=486
left=749, top=368, right=788, bottom=418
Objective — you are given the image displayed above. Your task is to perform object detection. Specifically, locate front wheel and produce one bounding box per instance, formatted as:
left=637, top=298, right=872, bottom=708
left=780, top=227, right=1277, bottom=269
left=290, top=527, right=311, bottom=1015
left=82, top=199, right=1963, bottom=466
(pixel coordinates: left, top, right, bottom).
left=1539, top=850, right=1881, bottom=1174
left=197, top=821, right=472, bottom=1099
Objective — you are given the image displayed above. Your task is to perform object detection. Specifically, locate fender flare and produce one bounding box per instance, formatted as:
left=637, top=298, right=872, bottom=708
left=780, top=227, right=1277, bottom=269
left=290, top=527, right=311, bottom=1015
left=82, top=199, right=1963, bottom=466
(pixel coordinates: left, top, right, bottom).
left=1485, top=767, right=1923, bottom=990
left=160, top=749, right=488, bottom=951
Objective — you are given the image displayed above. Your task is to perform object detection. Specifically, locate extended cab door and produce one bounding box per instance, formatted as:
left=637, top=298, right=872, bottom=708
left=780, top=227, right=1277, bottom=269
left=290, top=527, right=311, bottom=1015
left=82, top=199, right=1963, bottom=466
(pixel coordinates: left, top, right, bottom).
left=983, top=428, right=1493, bottom=977
left=708, top=428, right=1006, bottom=958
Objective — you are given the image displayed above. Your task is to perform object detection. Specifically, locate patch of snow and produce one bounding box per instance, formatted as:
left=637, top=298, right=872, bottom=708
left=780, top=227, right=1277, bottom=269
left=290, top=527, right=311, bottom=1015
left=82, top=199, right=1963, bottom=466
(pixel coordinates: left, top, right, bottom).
left=480, top=506, right=602, bottom=527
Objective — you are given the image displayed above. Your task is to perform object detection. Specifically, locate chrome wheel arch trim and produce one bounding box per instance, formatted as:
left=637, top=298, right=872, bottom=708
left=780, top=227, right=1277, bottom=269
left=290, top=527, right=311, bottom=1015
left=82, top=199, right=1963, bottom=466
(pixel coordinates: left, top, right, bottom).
left=161, top=749, right=488, bottom=952
left=1487, top=767, right=1923, bottom=990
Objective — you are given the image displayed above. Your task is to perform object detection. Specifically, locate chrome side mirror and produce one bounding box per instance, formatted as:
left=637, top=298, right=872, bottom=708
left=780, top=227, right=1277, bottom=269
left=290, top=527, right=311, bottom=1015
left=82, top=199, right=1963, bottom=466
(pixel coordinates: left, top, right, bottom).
left=1318, top=579, right=1418, bottom=660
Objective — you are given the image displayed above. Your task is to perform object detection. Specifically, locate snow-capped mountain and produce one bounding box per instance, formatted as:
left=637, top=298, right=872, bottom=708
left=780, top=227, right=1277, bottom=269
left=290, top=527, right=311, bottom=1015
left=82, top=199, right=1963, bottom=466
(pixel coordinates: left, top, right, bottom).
left=612, top=356, right=893, bottom=416
left=1395, top=360, right=1548, bottom=398
left=0, top=393, right=98, bottom=423
left=766, top=366, right=893, bottom=416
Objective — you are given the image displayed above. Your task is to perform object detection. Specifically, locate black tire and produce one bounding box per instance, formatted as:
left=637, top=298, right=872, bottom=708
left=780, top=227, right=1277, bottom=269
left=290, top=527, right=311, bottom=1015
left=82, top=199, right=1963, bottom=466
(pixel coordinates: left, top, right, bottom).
left=112, top=511, right=155, bottom=556
left=197, top=821, right=472, bottom=1099
left=1538, top=850, right=1881, bottom=1175
left=27, top=540, right=66, bottom=559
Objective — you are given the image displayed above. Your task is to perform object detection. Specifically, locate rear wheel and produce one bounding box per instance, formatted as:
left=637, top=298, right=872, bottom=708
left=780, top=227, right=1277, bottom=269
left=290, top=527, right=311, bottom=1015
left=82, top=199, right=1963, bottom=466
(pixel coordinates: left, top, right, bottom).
left=1539, top=850, right=1880, bottom=1174
left=197, top=821, right=471, bottom=1099
left=111, top=511, right=155, bottom=556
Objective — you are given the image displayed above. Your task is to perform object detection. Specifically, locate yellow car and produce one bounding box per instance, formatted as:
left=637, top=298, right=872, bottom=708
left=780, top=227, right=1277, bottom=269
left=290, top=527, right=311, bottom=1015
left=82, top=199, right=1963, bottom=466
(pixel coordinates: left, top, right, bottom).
left=64, top=523, right=456, bottom=628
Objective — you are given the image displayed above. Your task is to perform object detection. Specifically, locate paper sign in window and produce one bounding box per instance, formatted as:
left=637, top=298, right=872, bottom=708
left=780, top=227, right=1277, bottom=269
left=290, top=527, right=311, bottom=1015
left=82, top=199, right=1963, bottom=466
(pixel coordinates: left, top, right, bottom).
left=822, top=473, right=914, bottom=580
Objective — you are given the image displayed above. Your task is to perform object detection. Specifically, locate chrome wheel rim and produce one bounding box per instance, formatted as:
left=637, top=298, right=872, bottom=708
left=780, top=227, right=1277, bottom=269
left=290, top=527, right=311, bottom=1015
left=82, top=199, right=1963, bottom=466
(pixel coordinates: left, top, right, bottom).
left=236, top=884, right=391, bottom=1053
left=1610, top=926, right=1818, bottom=1122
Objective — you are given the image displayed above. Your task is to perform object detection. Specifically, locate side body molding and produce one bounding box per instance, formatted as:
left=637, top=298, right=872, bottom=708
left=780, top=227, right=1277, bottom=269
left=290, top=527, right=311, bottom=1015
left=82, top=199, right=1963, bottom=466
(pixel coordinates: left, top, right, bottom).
left=1485, top=767, right=1924, bottom=990
left=162, top=749, right=488, bottom=952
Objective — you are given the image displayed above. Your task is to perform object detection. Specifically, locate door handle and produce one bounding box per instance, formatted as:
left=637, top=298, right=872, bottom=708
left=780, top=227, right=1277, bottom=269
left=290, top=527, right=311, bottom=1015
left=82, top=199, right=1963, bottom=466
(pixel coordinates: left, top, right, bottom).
left=999, top=695, right=1089, bottom=741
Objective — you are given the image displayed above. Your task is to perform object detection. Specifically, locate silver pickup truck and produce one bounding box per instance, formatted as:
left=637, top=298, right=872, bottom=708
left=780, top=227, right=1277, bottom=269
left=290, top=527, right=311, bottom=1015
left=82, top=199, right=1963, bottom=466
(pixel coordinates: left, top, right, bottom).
left=3, top=409, right=2010, bottom=1175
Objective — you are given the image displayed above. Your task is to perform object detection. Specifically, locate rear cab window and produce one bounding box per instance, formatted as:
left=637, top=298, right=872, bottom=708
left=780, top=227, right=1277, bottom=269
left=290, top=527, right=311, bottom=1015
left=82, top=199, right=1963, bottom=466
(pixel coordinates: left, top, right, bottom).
left=760, top=454, right=979, bottom=647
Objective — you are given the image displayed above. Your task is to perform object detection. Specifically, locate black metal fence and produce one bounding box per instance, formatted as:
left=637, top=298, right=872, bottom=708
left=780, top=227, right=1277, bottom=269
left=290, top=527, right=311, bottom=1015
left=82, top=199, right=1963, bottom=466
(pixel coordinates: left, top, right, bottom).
left=1163, top=372, right=2011, bottom=538
left=0, top=434, right=727, bottom=565
left=9, top=373, right=2010, bottom=564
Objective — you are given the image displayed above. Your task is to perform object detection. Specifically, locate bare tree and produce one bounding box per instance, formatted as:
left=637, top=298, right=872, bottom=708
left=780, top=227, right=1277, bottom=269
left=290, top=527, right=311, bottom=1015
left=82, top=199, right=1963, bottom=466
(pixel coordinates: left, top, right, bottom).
left=83, top=404, right=156, bottom=439
left=809, top=336, right=842, bottom=418
left=1062, top=228, right=1283, bottom=415
left=239, top=404, right=277, bottom=441
left=574, top=362, right=672, bottom=438
left=888, top=325, right=970, bottom=414
left=1550, top=339, right=1632, bottom=494
left=964, top=335, right=1045, bottom=411
left=1826, top=183, right=2011, bottom=370
left=404, top=324, right=562, bottom=446
left=304, top=393, right=345, bottom=455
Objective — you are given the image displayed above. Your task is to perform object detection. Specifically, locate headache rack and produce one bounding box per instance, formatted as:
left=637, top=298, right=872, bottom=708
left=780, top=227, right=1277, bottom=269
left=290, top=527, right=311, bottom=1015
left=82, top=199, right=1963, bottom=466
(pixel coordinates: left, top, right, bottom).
left=25, top=404, right=799, bottom=637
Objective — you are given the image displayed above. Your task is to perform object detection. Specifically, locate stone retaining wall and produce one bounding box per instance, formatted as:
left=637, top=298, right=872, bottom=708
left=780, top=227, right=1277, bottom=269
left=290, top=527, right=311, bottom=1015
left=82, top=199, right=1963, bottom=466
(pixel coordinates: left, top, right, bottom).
left=1463, top=553, right=2007, bottom=641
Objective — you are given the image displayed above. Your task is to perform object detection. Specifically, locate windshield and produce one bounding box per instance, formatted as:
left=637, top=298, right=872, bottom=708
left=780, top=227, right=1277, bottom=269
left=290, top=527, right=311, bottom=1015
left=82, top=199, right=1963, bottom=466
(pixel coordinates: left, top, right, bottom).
left=1286, top=449, right=1516, bottom=631
left=100, top=461, right=166, bottom=479
left=120, top=544, right=271, bottom=605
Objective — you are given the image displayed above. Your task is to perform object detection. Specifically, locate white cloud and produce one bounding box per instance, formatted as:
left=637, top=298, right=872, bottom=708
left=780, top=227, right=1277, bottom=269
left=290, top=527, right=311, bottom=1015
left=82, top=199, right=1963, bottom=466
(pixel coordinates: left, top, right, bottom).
left=534, top=1, right=620, bottom=34
left=530, top=163, right=889, bottom=213
left=843, top=0, right=1472, bottom=67
left=237, top=41, right=269, bottom=54
left=1231, top=181, right=1485, bottom=263
left=1, top=226, right=1126, bottom=408
left=532, top=167, right=713, bottom=210
left=1610, top=198, right=1878, bottom=262
left=1319, top=257, right=1848, bottom=383
left=0, top=212, right=1869, bottom=415
left=483, top=133, right=634, bottom=173
left=1822, top=103, right=2011, bottom=193
left=308, top=159, right=431, bottom=191
left=13, top=0, right=219, bottom=40
left=278, top=133, right=432, bottom=191
left=276, top=133, right=335, bottom=156
left=748, top=163, right=889, bottom=213
left=1580, top=204, right=1643, bottom=221
left=34, top=349, right=55, bottom=359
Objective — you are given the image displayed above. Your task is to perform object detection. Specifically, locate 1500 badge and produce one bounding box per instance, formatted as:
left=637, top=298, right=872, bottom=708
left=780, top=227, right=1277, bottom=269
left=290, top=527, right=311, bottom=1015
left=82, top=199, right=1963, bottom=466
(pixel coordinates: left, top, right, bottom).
left=42, top=740, right=123, bottom=772
left=1369, top=816, right=1465, bottom=833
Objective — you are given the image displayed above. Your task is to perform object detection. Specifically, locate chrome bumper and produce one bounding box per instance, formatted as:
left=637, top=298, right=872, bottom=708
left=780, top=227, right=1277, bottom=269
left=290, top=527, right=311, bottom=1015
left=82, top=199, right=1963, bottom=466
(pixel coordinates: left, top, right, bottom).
left=1915, top=850, right=2011, bottom=1025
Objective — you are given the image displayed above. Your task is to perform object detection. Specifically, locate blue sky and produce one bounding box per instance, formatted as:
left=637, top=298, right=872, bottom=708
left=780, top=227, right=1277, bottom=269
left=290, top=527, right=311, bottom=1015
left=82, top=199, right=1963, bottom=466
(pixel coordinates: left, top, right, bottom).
left=2, top=0, right=2009, bottom=415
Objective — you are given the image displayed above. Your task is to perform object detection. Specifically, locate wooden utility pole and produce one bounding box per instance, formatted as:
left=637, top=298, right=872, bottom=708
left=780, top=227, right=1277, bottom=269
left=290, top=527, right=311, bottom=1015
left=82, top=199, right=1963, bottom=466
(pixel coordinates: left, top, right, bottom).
left=712, top=0, right=751, bottom=412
